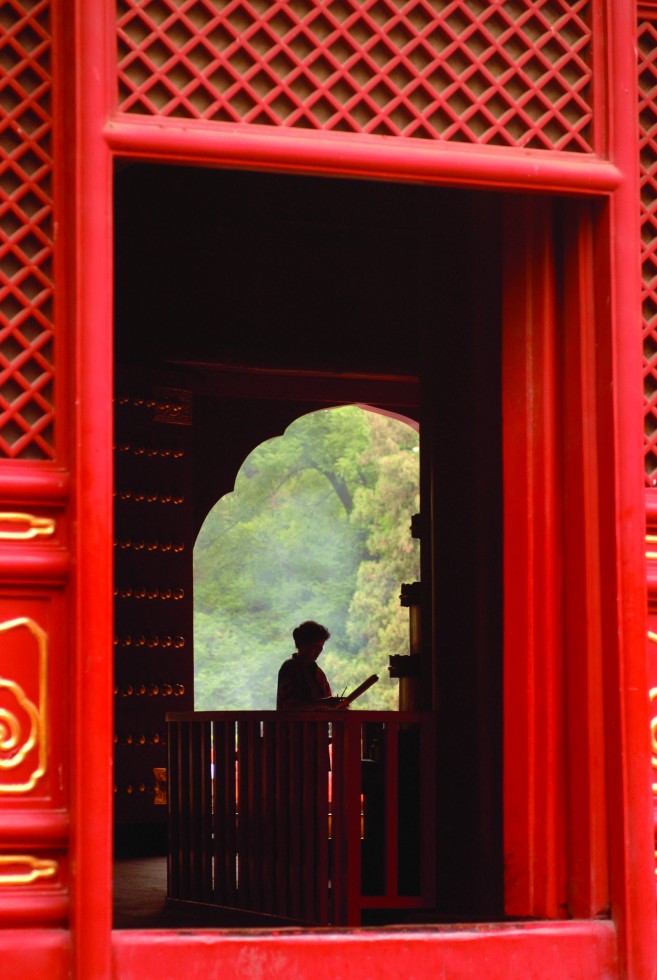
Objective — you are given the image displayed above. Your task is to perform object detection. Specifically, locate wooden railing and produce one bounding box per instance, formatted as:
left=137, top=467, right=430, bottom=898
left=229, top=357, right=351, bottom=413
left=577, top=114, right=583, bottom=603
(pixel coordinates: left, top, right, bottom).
left=165, top=710, right=436, bottom=926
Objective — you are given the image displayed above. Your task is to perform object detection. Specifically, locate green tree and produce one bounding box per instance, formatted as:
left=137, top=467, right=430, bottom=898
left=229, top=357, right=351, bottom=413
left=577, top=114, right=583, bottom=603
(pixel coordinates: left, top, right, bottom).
left=194, top=406, right=419, bottom=711
left=343, top=418, right=420, bottom=708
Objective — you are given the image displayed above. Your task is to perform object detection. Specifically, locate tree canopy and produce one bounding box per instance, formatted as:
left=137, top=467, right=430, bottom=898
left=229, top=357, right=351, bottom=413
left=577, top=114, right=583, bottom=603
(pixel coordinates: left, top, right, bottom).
left=194, top=405, right=420, bottom=710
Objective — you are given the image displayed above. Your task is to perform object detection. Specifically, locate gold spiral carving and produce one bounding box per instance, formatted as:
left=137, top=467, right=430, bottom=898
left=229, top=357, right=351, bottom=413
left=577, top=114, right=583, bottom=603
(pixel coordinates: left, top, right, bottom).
left=0, top=618, right=47, bottom=794
left=0, top=855, right=57, bottom=886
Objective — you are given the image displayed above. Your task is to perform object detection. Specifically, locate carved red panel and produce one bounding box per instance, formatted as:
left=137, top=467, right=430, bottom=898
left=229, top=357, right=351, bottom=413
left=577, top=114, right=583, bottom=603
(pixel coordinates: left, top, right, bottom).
left=0, top=0, right=54, bottom=460
left=639, top=17, right=657, bottom=484
left=116, top=0, right=593, bottom=152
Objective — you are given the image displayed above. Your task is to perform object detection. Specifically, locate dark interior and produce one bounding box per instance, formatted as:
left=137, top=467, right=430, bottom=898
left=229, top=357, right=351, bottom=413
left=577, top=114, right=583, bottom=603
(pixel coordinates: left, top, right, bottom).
left=114, top=165, right=422, bottom=373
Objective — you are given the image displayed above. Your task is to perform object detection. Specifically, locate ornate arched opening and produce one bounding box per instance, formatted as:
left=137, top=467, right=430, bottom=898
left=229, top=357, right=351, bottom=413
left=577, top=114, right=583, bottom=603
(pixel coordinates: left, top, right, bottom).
left=193, top=404, right=420, bottom=713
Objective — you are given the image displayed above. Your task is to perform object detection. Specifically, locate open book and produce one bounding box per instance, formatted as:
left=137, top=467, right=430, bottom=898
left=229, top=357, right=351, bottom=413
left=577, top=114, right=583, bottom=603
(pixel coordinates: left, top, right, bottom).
left=342, top=673, right=379, bottom=705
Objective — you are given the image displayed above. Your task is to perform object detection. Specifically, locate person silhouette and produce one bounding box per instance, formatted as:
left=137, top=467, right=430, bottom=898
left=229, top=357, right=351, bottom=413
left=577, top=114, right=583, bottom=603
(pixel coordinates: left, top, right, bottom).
left=276, top=620, right=384, bottom=893
left=276, top=621, right=347, bottom=710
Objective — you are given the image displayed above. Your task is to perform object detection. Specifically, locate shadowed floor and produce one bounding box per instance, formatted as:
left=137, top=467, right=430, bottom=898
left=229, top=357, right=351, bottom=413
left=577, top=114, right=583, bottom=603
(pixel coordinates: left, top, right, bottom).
left=112, top=856, right=446, bottom=930
left=113, top=857, right=170, bottom=929
left=113, top=857, right=302, bottom=930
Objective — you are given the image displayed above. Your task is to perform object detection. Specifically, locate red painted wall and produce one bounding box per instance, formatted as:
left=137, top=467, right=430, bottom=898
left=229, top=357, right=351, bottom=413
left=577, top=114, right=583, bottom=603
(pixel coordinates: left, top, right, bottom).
left=0, top=2, right=655, bottom=976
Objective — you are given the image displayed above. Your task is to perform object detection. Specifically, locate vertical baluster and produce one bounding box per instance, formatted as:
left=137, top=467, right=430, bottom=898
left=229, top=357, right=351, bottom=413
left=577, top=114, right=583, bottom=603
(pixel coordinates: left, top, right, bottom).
left=199, top=720, right=213, bottom=902
left=189, top=721, right=203, bottom=900
left=167, top=719, right=180, bottom=899
left=211, top=720, right=225, bottom=904
left=288, top=720, right=302, bottom=919
left=237, top=720, right=251, bottom=907
left=213, top=720, right=237, bottom=905
left=315, top=719, right=330, bottom=924
left=420, top=715, right=437, bottom=907
left=344, top=714, right=363, bottom=925
left=301, top=719, right=317, bottom=919
left=384, top=719, right=399, bottom=902
left=225, top=721, right=238, bottom=904
left=249, top=718, right=264, bottom=911
left=398, top=718, right=422, bottom=897
left=361, top=721, right=385, bottom=898
left=275, top=718, right=290, bottom=917
left=209, top=720, right=218, bottom=901
left=330, top=717, right=345, bottom=924
left=262, top=719, right=276, bottom=915
left=178, top=721, right=191, bottom=899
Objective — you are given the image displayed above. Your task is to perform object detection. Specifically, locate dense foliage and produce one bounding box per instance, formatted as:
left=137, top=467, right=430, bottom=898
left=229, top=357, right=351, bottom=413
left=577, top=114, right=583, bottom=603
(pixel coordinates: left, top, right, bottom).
left=194, top=406, right=420, bottom=710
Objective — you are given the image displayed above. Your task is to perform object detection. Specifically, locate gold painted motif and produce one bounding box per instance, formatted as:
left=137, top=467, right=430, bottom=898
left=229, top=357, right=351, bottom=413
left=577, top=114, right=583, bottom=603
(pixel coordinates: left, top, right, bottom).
left=0, top=855, right=57, bottom=885
left=650, top=686, right=657, bottom=795
left=0, top=618, right=47, bottom=793
left=153, top=767, right=167, bottom=805
left=0, top=513, right=55, bottom=541
left=647, top=636, right=657, bottom=879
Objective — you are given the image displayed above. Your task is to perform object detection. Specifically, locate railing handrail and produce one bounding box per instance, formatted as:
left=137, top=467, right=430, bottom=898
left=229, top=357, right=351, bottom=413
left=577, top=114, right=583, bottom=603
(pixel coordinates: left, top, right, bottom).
left=166, top=709, right=433, bottom=724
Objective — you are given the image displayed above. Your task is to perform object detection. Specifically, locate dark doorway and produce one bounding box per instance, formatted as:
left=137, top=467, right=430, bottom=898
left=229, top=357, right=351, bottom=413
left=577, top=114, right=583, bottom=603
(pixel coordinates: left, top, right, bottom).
left=112, top=164, right=503, bottom=923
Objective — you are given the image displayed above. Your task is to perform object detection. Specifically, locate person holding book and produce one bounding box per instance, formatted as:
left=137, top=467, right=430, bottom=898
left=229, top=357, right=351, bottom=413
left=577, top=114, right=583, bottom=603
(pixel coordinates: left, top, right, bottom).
left=277, top=620, right=383, bottom=891
left=276, top=620, right=348, bottom=711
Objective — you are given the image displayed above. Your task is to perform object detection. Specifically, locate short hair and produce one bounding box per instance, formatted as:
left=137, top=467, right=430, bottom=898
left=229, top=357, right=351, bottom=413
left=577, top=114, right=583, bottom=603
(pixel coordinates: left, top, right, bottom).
left=292, top=620, right=330, bottom=646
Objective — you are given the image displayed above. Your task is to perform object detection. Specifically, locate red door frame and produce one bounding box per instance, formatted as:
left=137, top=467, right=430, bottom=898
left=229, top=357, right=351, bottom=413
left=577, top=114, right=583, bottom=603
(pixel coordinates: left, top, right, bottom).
left=7, top=1, right=650, bottom=976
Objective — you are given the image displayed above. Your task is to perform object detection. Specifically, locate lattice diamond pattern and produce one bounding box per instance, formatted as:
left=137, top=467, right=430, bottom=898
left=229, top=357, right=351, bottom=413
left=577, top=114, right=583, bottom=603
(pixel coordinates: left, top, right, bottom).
left=639, top=20, right=657, bottom=483
left=0, top=0, right=54, bottom=460
left=117, top=0, right=593, bottom=152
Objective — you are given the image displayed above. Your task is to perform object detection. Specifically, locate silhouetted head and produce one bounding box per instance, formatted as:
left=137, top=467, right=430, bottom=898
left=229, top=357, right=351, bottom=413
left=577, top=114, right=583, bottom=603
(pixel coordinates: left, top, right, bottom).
left=293, top=620, right=330, bottom=645
left=293, top=621, right=330, bottom=660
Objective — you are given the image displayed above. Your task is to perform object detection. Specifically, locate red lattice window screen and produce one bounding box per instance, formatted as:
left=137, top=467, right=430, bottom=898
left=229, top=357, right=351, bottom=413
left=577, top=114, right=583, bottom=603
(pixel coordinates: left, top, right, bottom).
left=639, top=17, right=657, bottom=483
left=116, top=0, right=593, bottom=153
left=0, top=0, right=54, bottom=460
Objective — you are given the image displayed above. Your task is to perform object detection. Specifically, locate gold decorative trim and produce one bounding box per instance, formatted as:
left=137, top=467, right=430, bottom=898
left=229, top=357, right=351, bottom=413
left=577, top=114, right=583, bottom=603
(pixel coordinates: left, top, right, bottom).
left=647, top=631, right=657, bottom=644
left=153, top=767, right=167, bottom=805
left=0, top=618, right=47, bottom=794
left=0, top=855, right=57, bottom=885
left=0, top=513, right=55, bottom=541
left=650, top=687, right=657, bottom=795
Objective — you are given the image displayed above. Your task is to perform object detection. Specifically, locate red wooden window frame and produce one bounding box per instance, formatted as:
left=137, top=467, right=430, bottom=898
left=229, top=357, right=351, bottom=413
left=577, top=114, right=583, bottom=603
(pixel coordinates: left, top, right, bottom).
left=1, top=2, right=655, bottom=977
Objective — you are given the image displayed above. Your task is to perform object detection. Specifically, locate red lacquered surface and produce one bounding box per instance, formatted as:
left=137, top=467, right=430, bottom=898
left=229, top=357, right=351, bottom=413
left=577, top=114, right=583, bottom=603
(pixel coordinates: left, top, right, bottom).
left=67, top=0, right=116, bottom=975
left=112, top=921, right=618, bottom=980
left=0, top=2, right=655, bottom=978
left=2, top=930, right=70, bottom=980
left=502, top=196, right=565, bottom=921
